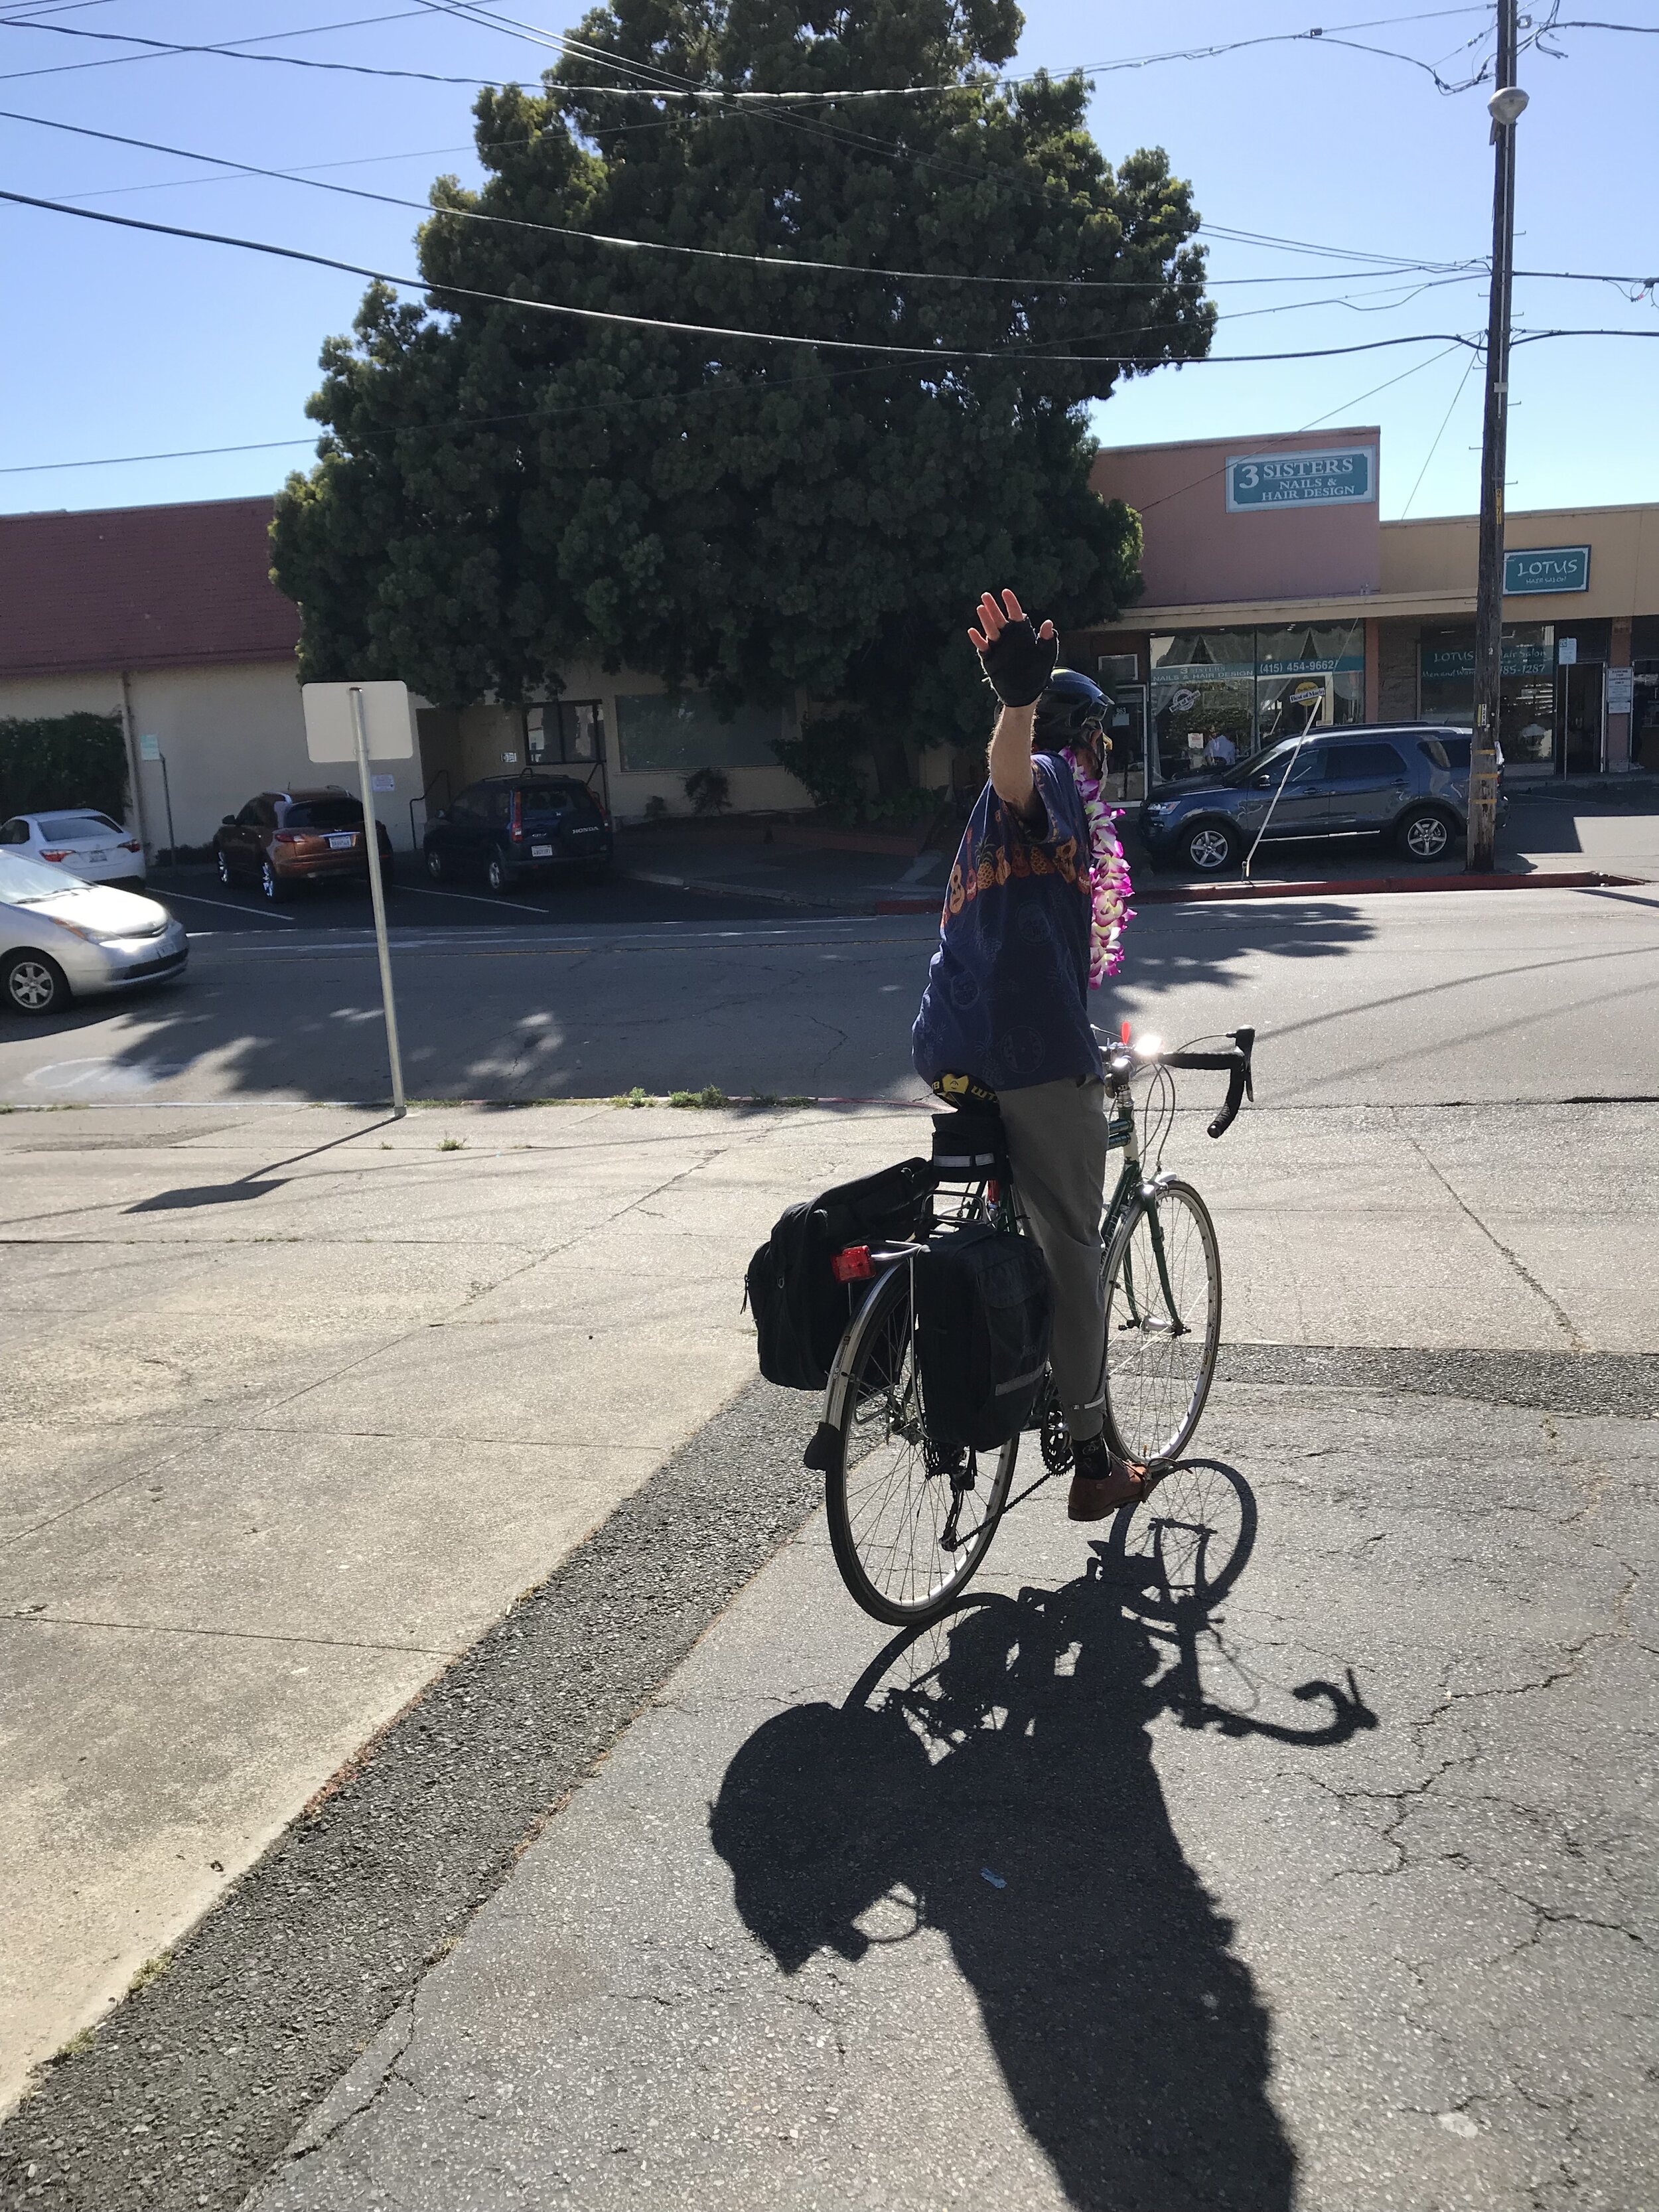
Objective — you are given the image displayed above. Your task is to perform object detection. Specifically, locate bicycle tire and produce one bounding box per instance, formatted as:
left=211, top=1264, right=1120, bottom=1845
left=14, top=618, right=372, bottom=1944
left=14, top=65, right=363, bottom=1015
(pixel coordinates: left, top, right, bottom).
left=823, top=1261, right=1019, bottom=1627
left=1101, top=1178, right=1222, bottom=1467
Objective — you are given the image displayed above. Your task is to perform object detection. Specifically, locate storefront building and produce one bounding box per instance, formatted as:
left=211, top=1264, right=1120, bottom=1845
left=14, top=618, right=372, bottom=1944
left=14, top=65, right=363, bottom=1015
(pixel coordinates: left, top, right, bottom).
left=1074, top=428, right=1659, bottom=786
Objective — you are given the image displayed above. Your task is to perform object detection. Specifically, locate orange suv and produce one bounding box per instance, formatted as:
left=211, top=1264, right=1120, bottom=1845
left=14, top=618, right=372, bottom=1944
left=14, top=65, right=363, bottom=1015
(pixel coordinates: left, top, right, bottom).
left=214, top=788, right=394, bottom=903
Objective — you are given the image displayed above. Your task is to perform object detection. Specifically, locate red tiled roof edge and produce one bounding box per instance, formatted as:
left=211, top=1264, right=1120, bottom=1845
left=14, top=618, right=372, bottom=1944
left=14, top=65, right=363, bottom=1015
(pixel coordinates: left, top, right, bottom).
left=0, top=496, right=302, bottom=681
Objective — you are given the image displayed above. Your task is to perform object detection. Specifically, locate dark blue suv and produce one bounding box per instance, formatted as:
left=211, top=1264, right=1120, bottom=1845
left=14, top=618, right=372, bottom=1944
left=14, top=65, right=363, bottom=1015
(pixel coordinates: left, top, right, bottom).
left=1137, top=725, right=1508, bottom=875
left=423, top=774, right=613, bottom=893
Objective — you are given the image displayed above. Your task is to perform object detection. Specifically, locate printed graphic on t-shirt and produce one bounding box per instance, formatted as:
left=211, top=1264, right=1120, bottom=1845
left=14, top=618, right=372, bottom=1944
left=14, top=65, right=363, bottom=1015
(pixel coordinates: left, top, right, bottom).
left=911, top=755, right=1103, bottom=1096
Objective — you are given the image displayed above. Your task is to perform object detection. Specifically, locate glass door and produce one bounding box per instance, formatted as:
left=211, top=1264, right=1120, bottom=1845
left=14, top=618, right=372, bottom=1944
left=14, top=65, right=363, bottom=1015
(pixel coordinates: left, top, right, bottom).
left=1559, top=663, right=1605, bottom=776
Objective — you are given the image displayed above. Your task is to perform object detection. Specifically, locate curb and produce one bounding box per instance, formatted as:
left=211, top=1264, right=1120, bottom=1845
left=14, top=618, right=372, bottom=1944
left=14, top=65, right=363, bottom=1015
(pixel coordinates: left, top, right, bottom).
left=1135, top=868, right=1646, bottom=904
left=622, top=868, right=932, bottom=917
left=634, top=868, right=1650, bottom=916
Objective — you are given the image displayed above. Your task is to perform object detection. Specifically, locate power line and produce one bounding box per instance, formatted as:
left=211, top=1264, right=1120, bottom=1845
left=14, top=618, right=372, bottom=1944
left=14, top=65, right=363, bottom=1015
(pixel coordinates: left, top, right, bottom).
left=0, top=9, right=528, bottom=88
left=0, top=1, right=1583, bottom=102
left=0, top=354, right=903, bottom=477
left=1133, top=343, right=1469, bottom=516
left=0, top=9, right=450, bottom=86
left=0, top=311, right=1485, bottom=482
left=1399, top=346, right=1482, bottom=514
left=0, top=106, right=1495, bottom=304
left=0, top=181, right=1498, bottom=367
left=7, top=183, right=1644, bottom=360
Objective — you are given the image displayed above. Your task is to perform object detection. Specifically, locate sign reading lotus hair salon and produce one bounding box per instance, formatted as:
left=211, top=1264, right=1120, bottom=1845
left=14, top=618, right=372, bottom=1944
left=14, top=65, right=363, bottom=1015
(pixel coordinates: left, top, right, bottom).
left=1224, top=445, right=1377, bottom=512
left=1504, top=545, right=1590, bottom=595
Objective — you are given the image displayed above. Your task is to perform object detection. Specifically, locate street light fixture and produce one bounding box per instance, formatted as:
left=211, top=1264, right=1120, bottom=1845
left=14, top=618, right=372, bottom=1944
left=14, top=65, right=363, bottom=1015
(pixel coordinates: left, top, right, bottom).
left=1468, top=3, right=1524, bottom=871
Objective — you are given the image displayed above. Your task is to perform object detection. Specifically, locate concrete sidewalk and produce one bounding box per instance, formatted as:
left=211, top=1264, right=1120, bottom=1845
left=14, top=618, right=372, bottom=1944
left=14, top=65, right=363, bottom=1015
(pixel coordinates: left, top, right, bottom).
left=3, top=1095, right=1658, bottom=2124
left=245, top=1372, right=1658, bottom=2212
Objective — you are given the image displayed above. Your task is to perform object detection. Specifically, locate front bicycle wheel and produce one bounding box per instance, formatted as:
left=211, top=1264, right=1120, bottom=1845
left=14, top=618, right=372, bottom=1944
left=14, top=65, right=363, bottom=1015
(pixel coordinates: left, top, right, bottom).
left=1102, top=1178, right=1222, bottom=1466
left=824, top=1264, right=1019, bottom=1627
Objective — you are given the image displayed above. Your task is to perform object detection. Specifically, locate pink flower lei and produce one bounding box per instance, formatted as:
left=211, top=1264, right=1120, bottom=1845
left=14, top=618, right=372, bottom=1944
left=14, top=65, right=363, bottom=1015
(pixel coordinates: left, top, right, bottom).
left=1062, top=745, right=1135, bottom=988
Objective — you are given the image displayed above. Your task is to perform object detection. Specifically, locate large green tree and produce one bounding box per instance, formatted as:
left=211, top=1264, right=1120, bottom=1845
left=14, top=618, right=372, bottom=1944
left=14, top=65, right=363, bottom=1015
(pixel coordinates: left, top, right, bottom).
left=271, top=0, right=1213, bottom=784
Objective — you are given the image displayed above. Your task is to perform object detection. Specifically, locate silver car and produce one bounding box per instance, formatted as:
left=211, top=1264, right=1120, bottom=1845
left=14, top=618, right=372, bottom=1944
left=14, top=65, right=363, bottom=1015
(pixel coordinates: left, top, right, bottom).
left=1, top=849, right=188, bottom=1017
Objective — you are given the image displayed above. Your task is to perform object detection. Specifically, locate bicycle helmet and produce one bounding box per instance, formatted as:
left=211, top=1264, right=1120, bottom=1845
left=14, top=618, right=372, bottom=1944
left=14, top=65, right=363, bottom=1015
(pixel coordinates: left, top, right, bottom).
left=1032, top=667, right=1110, bottom=751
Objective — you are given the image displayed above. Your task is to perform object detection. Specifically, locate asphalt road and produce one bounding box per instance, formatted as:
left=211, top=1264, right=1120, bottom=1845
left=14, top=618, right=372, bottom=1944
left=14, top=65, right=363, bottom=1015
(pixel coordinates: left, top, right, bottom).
left=3, top=875, right=1658, bottom=1107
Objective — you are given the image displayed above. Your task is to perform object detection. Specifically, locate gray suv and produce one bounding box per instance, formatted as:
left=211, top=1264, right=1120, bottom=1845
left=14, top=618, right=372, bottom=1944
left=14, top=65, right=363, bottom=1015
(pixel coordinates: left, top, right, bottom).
left=1137, top=725, right=1507, bottom=875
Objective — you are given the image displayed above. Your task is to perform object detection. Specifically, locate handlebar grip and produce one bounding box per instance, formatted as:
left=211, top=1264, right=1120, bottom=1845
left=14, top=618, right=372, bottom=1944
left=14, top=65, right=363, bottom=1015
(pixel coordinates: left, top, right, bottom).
left=1208, top=1062, right=1248, bottom=1140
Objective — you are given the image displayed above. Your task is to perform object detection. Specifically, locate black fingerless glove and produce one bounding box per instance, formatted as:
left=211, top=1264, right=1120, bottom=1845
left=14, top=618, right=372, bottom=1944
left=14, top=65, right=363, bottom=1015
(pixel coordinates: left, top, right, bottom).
left=977, top=617, right=1057, bottom=708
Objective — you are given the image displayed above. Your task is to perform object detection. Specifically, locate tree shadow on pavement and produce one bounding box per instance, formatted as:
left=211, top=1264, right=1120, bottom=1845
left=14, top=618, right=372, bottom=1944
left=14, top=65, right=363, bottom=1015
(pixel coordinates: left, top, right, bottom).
left=710, top=1465, right=1376, bottom=2212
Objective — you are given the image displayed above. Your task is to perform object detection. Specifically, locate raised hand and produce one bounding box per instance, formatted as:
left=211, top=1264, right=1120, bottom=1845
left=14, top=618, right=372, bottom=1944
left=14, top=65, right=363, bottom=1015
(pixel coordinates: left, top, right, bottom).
left=970, top=589, right=1057, bottom=709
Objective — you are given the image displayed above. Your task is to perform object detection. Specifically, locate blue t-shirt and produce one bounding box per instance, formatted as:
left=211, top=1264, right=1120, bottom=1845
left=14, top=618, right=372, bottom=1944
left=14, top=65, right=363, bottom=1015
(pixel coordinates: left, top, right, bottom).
left=911, top=753, right=1102, bottom=1094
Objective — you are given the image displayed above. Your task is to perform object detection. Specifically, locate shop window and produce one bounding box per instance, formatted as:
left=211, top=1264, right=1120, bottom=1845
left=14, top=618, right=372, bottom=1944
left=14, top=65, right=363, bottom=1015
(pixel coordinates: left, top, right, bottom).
left=527, top=699, right=605, bottom=768
left=1149, top=629, right=1254, bottom=783
left=1255, top=622, right=1365, bottom=745
left=614, top=693, right=785, bottom=774
left=1147, top=625, right=1366, bottom=784
left=1419, top=625, right=1555, bottom=769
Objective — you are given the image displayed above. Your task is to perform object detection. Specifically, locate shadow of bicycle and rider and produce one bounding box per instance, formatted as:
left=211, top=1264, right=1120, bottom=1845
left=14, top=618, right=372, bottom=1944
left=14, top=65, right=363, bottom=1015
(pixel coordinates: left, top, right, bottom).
left=710, top=1463, right=1375, bottom=2212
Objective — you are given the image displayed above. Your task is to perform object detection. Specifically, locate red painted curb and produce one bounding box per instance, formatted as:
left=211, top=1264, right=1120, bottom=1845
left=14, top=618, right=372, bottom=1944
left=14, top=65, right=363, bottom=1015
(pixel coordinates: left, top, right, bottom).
left=1136, top=869, right=1645, bottom=905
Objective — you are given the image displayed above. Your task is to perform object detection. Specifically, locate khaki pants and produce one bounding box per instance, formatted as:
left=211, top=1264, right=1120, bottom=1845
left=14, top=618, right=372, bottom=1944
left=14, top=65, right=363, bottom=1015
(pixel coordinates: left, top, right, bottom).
left=995, top=1075, right=1110, bottom=1442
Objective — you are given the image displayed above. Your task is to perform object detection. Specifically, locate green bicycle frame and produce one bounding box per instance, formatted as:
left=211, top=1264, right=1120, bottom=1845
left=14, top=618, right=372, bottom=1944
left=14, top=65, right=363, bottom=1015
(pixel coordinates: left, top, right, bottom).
left=1102, top=1088, right=1188, bottom=1335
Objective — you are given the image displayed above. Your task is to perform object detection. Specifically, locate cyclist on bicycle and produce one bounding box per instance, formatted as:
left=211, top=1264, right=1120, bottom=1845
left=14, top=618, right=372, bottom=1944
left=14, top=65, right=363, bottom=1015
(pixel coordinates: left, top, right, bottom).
left=912, top=589, right=1146, bottom=1521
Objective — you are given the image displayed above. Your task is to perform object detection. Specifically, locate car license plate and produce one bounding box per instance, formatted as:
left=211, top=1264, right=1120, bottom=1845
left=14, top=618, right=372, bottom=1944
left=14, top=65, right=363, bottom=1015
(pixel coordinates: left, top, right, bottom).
left=531, top=843, right=553, bottom=857
left=328, top=834, right=354, bottom=850
left=88, top=849, right=109, bottom=862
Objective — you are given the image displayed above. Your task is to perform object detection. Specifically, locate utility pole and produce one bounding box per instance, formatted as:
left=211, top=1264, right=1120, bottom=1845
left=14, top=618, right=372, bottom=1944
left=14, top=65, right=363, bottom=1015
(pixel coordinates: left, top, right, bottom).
left=1468, top=0, right=1528, bottom=871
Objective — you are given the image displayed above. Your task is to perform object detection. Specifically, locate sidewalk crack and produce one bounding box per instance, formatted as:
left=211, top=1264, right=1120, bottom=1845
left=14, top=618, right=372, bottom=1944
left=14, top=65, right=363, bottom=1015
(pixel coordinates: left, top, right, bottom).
left=1394, top=1118, right=1588, bottom=1351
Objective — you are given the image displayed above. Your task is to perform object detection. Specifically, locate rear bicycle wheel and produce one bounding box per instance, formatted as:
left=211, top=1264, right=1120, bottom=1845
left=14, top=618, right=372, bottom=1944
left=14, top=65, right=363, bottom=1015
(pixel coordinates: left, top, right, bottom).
left=1102, top=1179, right=1222, bottom=1466
left=824, top=1263, right=1018, bottom=1627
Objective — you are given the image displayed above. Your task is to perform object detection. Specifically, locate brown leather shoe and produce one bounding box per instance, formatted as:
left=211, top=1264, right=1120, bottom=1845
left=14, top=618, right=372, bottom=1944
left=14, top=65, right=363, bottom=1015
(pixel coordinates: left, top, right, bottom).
left=1066, top=1436, right=1147, bottom=1520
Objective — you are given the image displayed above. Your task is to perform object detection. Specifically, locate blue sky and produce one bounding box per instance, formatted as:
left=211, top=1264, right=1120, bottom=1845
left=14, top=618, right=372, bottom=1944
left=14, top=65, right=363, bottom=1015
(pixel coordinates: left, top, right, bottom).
left=1, top=1, right=1654, bottom=520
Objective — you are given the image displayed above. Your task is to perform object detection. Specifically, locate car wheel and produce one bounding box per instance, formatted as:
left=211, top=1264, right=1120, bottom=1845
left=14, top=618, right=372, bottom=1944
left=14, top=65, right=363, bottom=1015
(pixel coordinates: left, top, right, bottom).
left=486, top=849, right=513, bottom=894
left=216, top=849, right=233, bottom=885
left=1397, top=806, right=1455, bottom=863
left=259, top=858, right=288, bottom=902
left=425, top=846, right=445, bottom=883
left=1183, top=820, right=1240, bottom=875
left=4, top=950, right=68, bottom=1016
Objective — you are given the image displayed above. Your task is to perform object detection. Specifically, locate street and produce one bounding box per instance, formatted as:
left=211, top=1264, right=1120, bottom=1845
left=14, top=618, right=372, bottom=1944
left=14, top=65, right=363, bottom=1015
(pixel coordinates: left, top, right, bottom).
left=4, top=870, right=1659, bottom=1109
left=1, top=880, right=1656, bottom=2210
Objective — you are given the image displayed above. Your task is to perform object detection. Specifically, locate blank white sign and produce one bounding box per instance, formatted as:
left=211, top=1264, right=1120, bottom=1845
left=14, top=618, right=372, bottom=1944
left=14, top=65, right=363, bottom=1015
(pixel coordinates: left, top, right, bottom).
left=302, top=680, right=415, bottom=763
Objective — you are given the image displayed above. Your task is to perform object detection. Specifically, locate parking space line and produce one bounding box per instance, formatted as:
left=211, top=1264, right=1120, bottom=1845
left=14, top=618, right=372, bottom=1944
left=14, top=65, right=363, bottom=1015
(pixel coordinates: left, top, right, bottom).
left=154, top=888, right=298, bottom=926
left=405, top=885, right=552, bottom=919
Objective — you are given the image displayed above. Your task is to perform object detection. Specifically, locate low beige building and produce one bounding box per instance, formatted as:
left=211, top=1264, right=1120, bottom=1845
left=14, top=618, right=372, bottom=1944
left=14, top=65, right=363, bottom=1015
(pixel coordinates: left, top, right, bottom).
left=0, top=498, right=810, bottom=859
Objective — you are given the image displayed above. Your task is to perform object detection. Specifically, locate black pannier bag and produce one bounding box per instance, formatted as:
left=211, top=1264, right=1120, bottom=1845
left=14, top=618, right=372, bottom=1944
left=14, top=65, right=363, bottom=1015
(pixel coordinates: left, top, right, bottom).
left=745, top=1158, right=936, bottom=1391
left=913, top=1221, right=1052, bottom=1453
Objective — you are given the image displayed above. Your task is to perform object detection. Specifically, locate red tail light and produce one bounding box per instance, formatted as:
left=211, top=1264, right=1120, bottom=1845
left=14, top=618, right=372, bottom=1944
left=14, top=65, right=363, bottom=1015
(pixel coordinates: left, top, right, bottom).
left=121, top=840, right=141, bottom=853
left=273, top=830, right=305, bottom=846
left=831, top=1245, right=873, bottom=1284
left=39, top=849, right=68, bottom=861
left=510, top=791, right=524, bottom=840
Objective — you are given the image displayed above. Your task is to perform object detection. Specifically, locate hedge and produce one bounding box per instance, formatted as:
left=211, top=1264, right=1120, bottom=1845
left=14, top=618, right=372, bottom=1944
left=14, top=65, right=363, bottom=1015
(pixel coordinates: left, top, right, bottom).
left=0, top=713, right=129, bottom=825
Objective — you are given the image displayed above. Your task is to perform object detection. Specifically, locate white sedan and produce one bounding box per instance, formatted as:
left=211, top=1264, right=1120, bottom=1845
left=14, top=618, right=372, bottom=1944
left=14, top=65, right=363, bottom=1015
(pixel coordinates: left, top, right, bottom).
left=0, top=809, right=146, bottom=887
left=1, top=850, right=188, bottom=1017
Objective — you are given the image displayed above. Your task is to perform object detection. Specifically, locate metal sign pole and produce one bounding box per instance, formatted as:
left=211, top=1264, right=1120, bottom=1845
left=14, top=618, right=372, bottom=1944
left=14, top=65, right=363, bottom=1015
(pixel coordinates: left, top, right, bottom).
left=159, top=753, right=179, bottom=871
left=350, top=686, right=407, bottom=1118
